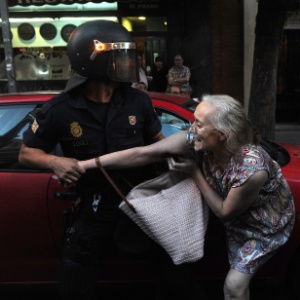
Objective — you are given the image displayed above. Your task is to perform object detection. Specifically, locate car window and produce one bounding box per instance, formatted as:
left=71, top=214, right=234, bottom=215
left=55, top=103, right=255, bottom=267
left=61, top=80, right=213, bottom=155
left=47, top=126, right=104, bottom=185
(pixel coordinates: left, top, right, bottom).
left=0, top=103, right=62, bottom=170
left=155, top=108, right=191, bottom=137
left=0, top=104, right=37, bottom=169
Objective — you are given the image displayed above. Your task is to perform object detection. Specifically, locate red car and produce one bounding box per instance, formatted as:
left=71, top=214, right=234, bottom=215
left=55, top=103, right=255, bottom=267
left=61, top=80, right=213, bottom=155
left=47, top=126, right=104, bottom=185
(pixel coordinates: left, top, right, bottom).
left=0, top=91, right=299, bottom=295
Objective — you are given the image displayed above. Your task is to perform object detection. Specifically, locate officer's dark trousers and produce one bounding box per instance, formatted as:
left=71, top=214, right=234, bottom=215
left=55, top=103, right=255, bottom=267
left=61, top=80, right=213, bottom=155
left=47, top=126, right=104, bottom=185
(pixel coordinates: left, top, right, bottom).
left=57, top=205, right=121, bottom=300
left=57, top=211, right=204, bottom=300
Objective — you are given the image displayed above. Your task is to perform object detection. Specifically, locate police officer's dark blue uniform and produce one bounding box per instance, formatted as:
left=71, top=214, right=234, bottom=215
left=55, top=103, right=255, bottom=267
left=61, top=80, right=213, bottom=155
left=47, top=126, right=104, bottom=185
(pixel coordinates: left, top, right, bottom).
left=22, top=85, right=162, bottom=209
left=22, top=85, right=162, bottom=300
left=26, top=87, right=161, bottom=158
left=19, top=20, right=164, bottom=300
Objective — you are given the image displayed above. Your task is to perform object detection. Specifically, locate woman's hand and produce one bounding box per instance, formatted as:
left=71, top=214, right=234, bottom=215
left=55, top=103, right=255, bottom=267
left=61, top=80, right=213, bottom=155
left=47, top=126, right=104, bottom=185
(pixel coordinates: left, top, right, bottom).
left=167, top=157, right=197, bottom=175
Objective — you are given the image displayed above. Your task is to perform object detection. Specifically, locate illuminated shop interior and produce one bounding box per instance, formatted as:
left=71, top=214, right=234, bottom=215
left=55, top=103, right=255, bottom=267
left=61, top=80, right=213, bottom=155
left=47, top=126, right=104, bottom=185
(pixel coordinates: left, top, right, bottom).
left=0, top=2, right=167, bottom=82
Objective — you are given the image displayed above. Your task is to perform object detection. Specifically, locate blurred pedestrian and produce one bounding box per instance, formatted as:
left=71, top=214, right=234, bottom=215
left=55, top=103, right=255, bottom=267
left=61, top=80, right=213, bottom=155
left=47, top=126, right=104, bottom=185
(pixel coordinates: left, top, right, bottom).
left=135, top=81, right=147, bottom=92
left=180, top=85, right=193, bottom=97
left=166, top=84, right=181, bottom=95
left=166, top=54, right=191, bottom=92
left=132, top=54, right=148, bottom=90
left=150, top=56, right=168, bottom=92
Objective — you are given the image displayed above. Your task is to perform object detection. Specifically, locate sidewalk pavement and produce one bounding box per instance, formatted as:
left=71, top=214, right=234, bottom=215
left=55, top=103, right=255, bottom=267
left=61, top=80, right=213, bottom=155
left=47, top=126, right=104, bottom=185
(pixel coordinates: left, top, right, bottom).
left=275, top=122, right=300, bottom=145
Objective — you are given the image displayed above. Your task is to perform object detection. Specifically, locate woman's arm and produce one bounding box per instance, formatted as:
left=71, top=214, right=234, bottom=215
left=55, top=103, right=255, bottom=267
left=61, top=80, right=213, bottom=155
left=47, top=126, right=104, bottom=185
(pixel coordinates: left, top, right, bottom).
left=79, top=131, right=189, bottom=170
left=192, top=168, right=268, bottom=221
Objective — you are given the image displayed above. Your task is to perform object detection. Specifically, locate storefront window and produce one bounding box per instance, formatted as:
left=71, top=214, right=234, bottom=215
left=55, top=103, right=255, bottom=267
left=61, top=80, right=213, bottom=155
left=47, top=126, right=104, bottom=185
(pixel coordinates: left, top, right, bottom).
left=0, top=17, right=118, bottom=84
left=0, top=47, right=70, bottom=81
left=1, top=1, right=167, bottom=91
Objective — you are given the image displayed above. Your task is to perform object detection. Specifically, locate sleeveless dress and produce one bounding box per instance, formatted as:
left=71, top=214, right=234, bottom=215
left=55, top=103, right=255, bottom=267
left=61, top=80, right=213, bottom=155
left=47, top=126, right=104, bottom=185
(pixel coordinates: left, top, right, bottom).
left=201, top=144, right=295, bottom=274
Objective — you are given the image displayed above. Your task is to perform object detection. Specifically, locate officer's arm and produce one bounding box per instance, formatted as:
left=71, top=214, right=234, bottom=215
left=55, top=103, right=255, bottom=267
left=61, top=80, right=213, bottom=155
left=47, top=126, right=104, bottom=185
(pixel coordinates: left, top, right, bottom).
left=19, top=144, right=85, bottom=183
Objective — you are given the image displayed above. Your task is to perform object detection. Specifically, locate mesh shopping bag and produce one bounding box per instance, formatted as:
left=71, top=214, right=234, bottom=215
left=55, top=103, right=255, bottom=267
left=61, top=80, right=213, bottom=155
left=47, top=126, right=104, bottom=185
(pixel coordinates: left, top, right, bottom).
left=96, top=157, right=209, bottom=265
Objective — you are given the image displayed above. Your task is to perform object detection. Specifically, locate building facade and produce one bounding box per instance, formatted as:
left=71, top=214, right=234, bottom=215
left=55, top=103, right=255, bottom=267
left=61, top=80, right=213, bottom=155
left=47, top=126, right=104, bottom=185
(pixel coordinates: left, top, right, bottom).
left=1, top=0, right=299, bottom=121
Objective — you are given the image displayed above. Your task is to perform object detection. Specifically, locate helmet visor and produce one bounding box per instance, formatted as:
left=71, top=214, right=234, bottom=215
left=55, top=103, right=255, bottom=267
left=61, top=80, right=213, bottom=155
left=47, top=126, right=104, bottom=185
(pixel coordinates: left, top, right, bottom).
left=107, top=49, right=138, bottom=83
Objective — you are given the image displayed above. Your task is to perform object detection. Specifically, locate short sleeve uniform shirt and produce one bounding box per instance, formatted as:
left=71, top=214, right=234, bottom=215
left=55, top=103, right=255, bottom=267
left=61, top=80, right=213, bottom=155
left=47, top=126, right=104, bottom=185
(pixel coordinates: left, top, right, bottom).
left=23, top=86, right=162, bottom=212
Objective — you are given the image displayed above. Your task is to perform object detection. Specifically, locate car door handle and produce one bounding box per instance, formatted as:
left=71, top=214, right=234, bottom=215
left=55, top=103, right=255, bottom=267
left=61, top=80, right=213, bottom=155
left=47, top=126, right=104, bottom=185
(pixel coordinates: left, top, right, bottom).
left=54, top=192, right=78, bottom=199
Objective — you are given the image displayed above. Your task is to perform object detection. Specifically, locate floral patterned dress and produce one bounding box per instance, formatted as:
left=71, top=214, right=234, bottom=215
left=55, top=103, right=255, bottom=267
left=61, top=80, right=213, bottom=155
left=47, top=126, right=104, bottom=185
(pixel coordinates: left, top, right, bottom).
left=201, top=144, right=295, bottom=274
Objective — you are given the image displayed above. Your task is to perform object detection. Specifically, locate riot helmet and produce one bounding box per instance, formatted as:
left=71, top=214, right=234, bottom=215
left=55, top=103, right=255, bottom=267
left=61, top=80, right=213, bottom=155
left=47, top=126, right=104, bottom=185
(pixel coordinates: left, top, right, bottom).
left=67, top=20, right=138, bottom=83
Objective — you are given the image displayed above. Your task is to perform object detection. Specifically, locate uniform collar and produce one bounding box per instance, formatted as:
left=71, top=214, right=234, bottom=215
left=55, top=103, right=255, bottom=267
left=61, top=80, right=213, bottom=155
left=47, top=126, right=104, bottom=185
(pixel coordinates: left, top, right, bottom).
left=67, top=91, right=88, bottom=109
left=66, top=86, right=126, bottom=110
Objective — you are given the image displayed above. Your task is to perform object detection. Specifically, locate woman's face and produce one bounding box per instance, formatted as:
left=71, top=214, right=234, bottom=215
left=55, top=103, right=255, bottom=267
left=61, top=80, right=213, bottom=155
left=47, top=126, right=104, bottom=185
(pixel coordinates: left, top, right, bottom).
left=191, top=102, right=225, bottom=152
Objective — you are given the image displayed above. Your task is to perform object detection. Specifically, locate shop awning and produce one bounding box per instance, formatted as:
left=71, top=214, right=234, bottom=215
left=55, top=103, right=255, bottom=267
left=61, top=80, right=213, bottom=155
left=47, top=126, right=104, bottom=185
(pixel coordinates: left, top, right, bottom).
left=7, top=0, right=157, bottom=7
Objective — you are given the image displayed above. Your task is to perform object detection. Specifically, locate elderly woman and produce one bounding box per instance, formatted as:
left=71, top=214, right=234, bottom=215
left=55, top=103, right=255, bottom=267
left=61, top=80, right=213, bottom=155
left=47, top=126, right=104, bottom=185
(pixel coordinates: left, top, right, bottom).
left=76, top=94, right=295, bottom=300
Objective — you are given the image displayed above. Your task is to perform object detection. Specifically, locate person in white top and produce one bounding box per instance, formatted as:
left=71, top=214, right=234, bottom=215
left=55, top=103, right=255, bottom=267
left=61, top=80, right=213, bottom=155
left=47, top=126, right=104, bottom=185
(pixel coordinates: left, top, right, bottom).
left=132, top=54, right=148, bottom=89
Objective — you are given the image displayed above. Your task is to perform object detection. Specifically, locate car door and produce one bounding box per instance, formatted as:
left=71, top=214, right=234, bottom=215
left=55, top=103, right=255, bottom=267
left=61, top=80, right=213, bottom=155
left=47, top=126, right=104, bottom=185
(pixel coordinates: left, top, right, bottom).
left=0, top=102, right=74, bottom=283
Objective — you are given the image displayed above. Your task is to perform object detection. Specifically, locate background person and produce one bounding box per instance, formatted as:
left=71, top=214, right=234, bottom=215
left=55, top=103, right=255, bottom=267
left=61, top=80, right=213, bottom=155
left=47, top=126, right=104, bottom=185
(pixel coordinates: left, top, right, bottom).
left=78, top=94, right=295, bottom=300
left=134, top=81, right=147, bottom=92
left=166, top=84, right=181, bottom=95
left=166, top=54, right=191, bottom=93
left=131, top=54, right=148, bottom=90
left=180, top=85, right=193, bottom=97
left=150, top=56, right=168, bottom=92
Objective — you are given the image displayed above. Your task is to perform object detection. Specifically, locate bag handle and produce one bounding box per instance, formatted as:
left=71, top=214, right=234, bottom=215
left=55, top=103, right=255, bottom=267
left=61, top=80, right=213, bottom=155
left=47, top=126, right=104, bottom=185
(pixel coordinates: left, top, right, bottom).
left=95, top=157, right=136, bottom=214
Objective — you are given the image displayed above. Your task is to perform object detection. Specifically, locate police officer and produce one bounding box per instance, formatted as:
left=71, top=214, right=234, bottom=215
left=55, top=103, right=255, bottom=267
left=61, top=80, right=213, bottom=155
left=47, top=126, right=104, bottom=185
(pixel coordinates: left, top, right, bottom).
left=18, top=20, right=164, bottom=300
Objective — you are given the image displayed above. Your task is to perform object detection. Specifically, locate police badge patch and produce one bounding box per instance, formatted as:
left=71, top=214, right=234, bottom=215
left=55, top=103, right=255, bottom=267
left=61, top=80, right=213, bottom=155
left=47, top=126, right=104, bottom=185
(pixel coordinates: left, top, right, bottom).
left=70, top=121, right=83, bottom=138
left=128, top=116, right=137, bottom=125
left=31, top=119, right=39, bottom=133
